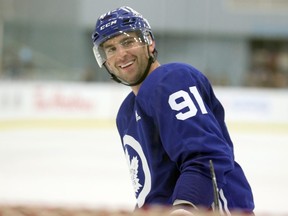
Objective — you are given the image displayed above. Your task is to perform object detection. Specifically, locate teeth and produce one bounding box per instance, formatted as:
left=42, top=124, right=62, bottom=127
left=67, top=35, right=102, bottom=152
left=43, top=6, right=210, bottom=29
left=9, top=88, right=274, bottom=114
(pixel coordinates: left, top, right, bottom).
left=120, top=61, right=133, bottom=68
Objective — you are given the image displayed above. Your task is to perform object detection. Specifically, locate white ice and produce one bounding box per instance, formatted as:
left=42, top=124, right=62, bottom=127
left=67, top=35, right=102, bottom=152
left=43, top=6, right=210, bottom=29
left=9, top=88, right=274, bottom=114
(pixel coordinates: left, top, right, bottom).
left=0, top=125, right=287, bottom=215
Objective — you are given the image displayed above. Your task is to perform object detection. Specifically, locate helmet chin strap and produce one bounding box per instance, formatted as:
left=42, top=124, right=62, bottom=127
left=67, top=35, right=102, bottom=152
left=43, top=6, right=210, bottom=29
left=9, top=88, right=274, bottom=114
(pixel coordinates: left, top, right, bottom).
left=104, top=46, right=157, bottom=86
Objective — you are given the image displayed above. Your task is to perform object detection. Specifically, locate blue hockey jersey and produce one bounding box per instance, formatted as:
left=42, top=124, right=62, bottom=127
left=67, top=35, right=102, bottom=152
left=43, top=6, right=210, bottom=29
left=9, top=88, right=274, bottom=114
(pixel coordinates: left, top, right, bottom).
left=116, top=62, right=254, bottom=213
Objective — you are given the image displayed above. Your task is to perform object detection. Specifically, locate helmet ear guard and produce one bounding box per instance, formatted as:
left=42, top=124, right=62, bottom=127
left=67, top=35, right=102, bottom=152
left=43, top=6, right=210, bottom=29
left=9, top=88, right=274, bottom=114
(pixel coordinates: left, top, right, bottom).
left=143, top=30, right=153, bottom=46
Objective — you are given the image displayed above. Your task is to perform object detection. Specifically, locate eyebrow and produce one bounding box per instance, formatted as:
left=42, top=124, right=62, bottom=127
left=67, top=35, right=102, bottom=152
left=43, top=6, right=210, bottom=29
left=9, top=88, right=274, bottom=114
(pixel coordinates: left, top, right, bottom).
left=103, top=36, right=135, bottom=49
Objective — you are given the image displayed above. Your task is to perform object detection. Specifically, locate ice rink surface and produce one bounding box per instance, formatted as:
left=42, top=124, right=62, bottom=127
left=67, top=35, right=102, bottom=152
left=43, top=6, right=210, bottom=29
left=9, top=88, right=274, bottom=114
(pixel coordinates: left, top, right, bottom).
left=0, top=122, right=287, bottom=215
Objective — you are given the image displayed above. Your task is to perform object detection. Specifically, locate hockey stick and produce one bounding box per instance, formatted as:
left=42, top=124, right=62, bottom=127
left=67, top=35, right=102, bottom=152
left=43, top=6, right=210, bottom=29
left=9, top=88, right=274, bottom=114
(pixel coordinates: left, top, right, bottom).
left=209, top=160, right=220, bottom=211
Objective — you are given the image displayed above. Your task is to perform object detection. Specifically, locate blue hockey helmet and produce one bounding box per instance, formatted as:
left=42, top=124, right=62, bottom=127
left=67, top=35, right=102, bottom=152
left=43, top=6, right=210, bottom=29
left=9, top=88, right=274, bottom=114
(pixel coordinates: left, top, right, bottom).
left=92, top=6, right=155, bottom=67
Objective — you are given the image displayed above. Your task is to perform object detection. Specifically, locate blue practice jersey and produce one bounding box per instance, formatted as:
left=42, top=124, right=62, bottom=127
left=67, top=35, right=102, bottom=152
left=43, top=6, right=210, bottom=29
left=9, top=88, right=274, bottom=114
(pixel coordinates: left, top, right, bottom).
left=116, top=63, right=254, bottom=213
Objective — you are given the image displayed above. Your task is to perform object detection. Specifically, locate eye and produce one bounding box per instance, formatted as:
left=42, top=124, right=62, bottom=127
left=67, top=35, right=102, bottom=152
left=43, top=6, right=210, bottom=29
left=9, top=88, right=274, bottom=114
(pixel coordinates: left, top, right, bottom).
left=122, top=38, right=136, bottom=48
left=105, top=46, right=116, bottom=56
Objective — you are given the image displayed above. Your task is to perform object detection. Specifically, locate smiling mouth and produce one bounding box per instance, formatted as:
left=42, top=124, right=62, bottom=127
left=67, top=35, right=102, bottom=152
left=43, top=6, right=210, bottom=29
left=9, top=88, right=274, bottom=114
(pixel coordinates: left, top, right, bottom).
left=119, top=60, right=135, bottom=69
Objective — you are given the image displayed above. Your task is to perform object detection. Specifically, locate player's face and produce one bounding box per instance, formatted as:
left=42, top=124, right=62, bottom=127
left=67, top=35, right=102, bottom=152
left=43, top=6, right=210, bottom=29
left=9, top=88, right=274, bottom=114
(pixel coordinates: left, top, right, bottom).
left=102, top=32, right=150, bottom=84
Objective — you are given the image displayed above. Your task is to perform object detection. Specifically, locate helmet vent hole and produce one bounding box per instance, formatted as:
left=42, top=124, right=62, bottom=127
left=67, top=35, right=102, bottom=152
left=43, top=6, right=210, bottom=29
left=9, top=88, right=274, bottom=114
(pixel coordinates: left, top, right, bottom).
left=92, top=33, right=99, bottom=42
left=101, top=14, right=116, bottom=21
left=122, top=18, right=136, bottom=26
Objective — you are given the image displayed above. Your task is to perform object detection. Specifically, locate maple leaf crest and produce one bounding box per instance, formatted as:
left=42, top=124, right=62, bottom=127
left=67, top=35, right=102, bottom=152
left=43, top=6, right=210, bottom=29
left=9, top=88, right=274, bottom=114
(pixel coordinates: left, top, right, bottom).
left=125, top=150, right=143, bottom=195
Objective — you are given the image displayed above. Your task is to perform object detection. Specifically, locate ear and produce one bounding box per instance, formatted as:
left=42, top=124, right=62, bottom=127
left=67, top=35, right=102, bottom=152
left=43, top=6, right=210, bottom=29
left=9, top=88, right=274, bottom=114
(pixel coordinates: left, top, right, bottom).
left=148, top=40, right=156, bottom=53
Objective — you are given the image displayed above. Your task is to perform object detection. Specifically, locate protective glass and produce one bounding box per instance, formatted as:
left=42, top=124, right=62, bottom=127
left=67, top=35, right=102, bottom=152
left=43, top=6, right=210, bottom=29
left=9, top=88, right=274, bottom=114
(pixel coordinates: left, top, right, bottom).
left=93, top=30, right=151, bottom=67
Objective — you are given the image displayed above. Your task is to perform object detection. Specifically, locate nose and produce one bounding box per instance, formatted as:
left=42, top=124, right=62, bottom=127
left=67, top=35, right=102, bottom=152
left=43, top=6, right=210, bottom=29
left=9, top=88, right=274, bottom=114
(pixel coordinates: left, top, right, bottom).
left=114, top=45, right=128, bottom=59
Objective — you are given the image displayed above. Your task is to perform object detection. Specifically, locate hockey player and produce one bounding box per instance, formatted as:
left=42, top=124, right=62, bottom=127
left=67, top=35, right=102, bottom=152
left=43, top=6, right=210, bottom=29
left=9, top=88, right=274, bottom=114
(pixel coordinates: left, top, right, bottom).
left=92, top=6, right=254, bottom=215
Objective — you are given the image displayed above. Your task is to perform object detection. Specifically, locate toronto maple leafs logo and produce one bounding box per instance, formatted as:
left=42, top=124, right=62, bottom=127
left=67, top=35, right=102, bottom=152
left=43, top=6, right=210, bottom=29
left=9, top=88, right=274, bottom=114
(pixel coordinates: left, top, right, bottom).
left=125, top=149, right=142, bottom=195
left=123, top=134, right=151, bottom=208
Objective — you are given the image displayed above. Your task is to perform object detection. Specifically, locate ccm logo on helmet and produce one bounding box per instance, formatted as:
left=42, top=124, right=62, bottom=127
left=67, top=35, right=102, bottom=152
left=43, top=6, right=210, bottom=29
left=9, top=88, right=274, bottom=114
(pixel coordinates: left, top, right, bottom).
left=100, top=20, right=117, bottom=31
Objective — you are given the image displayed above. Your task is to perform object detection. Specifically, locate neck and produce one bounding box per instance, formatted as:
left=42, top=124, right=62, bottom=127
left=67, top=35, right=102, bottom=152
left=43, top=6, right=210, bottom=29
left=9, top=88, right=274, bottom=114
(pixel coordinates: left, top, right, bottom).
left=132, top=60, right=160, bottom=95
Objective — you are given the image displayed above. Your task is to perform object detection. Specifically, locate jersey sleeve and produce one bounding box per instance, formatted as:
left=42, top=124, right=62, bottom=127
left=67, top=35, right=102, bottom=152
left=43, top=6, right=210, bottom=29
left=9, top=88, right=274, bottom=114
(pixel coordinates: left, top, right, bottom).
left=137, top=63, right=234, bottom=207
